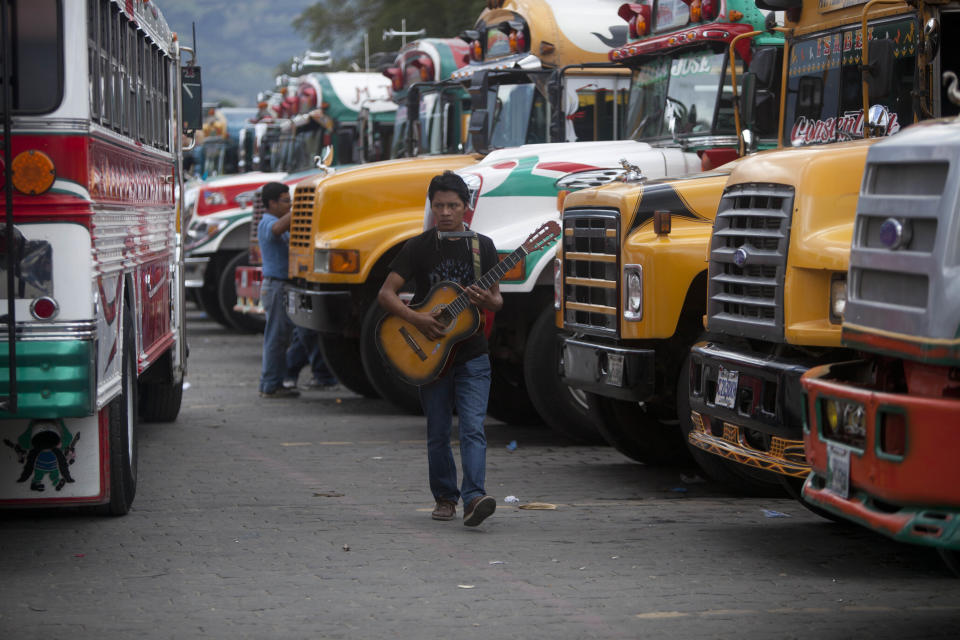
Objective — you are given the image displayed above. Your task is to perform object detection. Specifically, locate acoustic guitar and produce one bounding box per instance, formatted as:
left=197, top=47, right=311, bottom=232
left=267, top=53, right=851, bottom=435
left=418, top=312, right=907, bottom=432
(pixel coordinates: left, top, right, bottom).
left=375, top=221, right=561, bottom=385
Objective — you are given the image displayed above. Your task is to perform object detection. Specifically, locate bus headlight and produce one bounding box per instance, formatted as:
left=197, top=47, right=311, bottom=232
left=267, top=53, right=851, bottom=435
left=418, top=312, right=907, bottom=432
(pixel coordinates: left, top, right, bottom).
left=829, top=274, right=847, bottom=324
left=314, top=249, right=359, bottom=274
left=623, top=265, right=642, bottom=321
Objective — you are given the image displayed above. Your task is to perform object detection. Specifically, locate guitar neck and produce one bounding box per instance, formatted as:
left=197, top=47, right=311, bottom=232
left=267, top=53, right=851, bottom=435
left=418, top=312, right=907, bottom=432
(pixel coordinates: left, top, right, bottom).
left=447, top=245, right=526, bottom=316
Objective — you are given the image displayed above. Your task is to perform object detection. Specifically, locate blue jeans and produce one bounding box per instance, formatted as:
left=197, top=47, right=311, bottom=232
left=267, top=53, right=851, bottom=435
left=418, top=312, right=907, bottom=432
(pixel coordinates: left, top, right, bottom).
left=285, top=327, right=336, bottom=384
left=419, top=354, right=491, bottom=506
left=259, top=278, right=295, bottom=393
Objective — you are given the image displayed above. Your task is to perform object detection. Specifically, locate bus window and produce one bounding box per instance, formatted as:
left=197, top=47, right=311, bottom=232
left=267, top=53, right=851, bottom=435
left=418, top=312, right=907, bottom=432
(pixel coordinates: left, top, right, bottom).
left=785, top=17, right=917, bottom=146
left=489, top=83, right=548, bottom=149
left=1, top=0, right=62, bottom=113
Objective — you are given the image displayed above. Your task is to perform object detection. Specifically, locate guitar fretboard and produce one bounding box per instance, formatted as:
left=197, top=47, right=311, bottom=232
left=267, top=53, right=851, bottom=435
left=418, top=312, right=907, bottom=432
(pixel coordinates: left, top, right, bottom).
left=446, top=245, right=527, bottom=317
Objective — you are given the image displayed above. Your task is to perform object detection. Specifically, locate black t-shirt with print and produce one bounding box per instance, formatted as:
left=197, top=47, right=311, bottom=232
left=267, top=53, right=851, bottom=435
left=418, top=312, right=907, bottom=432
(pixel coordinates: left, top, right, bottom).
left=388, top=227, right=498, bottom=364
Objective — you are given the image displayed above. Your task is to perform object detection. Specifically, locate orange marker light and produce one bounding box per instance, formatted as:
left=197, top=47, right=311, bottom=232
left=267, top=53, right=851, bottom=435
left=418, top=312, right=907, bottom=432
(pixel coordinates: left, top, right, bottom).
left=12, top=150, right=56, bottom=195
left=329, top=250, right=360, bottom=273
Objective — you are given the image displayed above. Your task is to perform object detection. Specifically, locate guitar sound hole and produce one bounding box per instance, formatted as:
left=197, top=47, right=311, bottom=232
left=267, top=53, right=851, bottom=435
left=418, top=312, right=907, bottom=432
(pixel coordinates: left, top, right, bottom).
left=435, top=307, right=454, bottom=329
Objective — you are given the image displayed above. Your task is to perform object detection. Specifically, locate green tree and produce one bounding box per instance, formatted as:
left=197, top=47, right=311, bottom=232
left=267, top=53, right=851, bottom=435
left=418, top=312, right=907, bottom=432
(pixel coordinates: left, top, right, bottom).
left=292, top=0, right=486, bottom=68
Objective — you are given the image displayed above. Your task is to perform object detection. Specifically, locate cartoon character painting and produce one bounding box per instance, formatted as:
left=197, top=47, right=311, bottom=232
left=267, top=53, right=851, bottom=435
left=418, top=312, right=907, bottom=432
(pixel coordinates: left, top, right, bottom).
left=4, top=420, right=78, bottom=491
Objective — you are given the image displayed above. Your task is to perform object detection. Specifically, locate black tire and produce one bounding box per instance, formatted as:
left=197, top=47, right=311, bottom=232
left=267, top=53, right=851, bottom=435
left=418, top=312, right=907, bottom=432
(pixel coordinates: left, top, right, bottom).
left=678, top=353, right=785, bottom=495
left=485, top=322, right=543, bottom=426
left=319, top=333, right=379, bottom=398
left=198, top=255, right=230, bottom=328
left=102, top=306, right=138, bottom=515
left=593, top=394, right=689, bottom=464
left=139, top=375, right=184, bottom=423
left=938, top=549, right=960, bottom=578
left=360, top=303, right=422, bottom=414
left=524, top=306, right=604, bottom=443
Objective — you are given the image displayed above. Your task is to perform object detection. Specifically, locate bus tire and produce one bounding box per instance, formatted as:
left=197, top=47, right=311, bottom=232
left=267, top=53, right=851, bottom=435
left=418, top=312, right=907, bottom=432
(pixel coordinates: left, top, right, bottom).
left=523, top=307, right=604, bottom=443
left=198, top=255, right=230, bottom=328
left=139, top=371, right=184, bottom=423
left=319, top=333, right=379, bottom=399
left=218, top=252, right=264, bottom=333
left=360, top=304, right=422, bottom=414
left=101, top=305, right=138, bottom=515
left=593, top=394, right=689, bottom=464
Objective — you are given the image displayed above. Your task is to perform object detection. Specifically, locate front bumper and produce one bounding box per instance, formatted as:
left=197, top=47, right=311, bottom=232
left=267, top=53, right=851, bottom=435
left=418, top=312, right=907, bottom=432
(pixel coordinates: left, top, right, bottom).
left=284, top=284, right=352, bottom=333
left=803, top=475, right=960, bottom=551
left=559, top=337, right=655, bottom=402
left=184, top=256, right=210, bottom=289
left=686, top=340, right=825, bottom=478
left=801, top=361, right=960, bottom=549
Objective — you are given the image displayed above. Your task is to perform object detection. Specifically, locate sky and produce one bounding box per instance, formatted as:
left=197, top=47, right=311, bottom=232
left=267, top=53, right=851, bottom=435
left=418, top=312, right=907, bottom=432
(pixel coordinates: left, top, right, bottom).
left=160, top=0, right=316, bottom=107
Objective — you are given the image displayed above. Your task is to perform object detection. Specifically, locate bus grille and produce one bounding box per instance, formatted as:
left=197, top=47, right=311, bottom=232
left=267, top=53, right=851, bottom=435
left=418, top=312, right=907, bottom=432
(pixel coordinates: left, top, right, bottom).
left=289, top=184, right=316, bottom=249
left=707, top=183, right=794, bottom=342
left=562, top=209, right=619, bottom=336
left=849, top=161, right=945, bottom=312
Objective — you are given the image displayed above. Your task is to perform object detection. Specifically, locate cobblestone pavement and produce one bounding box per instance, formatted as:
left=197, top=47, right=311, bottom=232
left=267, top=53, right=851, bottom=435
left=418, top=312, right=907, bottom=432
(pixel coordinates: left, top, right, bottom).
left=1, top=310, right=959, bottom=639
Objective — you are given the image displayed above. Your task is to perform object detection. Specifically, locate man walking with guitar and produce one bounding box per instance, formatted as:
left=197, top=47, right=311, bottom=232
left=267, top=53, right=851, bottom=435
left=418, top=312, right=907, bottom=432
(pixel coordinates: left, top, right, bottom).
left=377, top=171, right=503, bottom=526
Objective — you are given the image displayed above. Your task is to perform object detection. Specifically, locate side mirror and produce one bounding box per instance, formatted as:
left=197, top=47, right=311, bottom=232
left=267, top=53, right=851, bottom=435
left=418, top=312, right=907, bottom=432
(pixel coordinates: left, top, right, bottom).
left=180, top=65, right=203, bottom=134
left=468, top=109, right=490, bottom=154
left=749, top=47, right=779, bottom=90
left=865, top=104, right=891, bottom=137
left=467, top=71, right=492, bottom=153
left=865, top=39, right=895, bottom=101
left=740, top=71, right=757, bottom=131
left=406, top=85, right=421, bottom=122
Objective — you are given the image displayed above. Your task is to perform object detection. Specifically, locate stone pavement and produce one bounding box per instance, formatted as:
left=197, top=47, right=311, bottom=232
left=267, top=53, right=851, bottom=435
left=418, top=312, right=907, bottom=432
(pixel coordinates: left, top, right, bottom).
left=1, top=309, right=958, bottom=639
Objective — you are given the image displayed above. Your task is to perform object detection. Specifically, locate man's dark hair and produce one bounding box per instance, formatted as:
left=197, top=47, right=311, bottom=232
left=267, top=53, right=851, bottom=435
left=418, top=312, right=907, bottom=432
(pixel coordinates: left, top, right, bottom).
left=428, top=170, right=470, bottom=206
left=261, top=181, right=289, bottom=208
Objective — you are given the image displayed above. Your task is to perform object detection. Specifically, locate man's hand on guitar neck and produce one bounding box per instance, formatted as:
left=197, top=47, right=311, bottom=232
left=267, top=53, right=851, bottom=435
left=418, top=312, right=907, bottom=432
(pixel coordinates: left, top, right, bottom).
left=465, top=284, right=502, bottom=313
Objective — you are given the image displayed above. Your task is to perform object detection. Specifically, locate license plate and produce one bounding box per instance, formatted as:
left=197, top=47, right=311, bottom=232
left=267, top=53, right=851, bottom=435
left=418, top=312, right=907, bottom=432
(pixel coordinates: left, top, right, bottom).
left=286, top=291, right=296, bottom=316
left=606, top=352, right=624, bottom=387
left=827, top=442, right=850, bottom=499
left=714, top=366, right=739, bottom=409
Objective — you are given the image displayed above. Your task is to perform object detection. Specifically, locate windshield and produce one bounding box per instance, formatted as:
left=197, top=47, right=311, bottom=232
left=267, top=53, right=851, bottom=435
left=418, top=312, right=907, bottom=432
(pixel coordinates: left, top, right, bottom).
left=0, top=0, right=61, bottom=113
left=624, top=50, right=739, bottom=141
left=784, top=18, right=917, bottom=146
left=488, top=83, right=549, bottom=148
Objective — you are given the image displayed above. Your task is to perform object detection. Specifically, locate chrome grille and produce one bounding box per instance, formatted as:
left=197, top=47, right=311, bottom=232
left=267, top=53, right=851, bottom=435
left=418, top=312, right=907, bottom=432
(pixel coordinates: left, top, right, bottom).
left=707, top=183, right=794, bottom=342
left=562, top=209, right=619, bottom=335
left=289, top=184, right=316, bottom=249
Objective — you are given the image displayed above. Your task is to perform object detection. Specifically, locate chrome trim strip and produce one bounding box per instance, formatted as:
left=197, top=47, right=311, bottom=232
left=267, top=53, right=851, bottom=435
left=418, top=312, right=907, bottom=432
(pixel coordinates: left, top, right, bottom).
left=0, top=321, right=97, bottom=342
